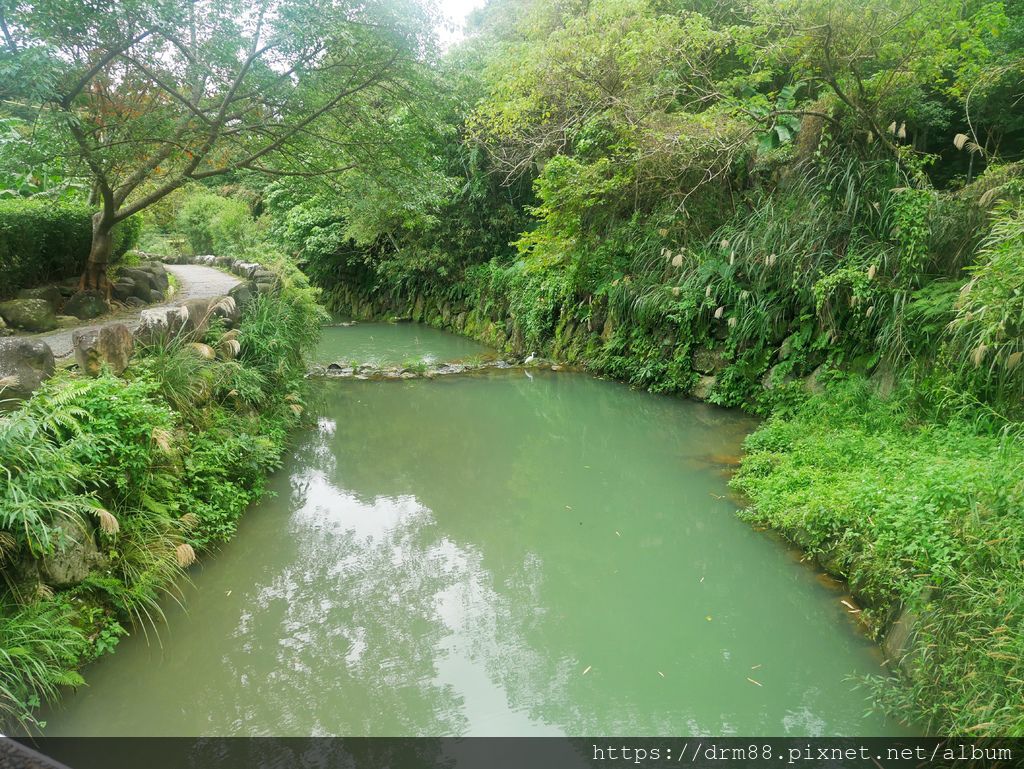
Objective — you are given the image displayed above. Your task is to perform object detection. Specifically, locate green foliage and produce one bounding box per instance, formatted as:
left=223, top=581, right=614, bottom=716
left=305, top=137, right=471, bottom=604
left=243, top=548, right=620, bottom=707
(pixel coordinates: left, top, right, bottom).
left=0, top=198, right=140, bottom=296
left=948, top=203, right=1024, bottom=402
left=0, top=263, right=317, bottom=728
left=733, top=376, right=1024, bottom=735
left=176, top=190, right=258, bottom=257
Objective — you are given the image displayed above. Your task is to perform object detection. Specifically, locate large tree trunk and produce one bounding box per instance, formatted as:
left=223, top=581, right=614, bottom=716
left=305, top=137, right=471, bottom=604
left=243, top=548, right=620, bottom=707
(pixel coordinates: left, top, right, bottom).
left=81, top=211, right=114, bottom=296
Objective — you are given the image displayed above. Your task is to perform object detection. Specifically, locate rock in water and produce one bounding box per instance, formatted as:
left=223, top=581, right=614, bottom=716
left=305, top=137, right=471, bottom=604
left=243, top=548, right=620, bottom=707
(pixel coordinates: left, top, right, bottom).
left=73, top=324, right=134, bottom=376
left=0, top=298, right=58, bottom=331
left=0, top=337, right=55, bottom=398
left=64, top=289, right=110, bottom=320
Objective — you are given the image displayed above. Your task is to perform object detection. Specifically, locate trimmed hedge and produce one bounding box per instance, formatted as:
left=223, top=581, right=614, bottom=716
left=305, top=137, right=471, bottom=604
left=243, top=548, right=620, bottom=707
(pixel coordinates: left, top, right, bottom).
left=0, top=199, right=141, bottom=298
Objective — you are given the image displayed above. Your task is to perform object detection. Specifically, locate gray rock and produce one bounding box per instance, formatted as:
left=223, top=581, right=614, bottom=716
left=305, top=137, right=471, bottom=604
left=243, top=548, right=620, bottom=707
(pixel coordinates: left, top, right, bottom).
left=255, top=281, right=275, bottom=295
left=118, top=268, right=156, bottom=292
left=137, top=261, right=169, bottom=291
left=0, top=298, right=58, bottom=331
left=63, top=290, right=109, bottom=320
left=228, top=282, right=254, bottom=312
left=692, top=345, right=725, bottom=374
left=178, top=297, right=213, bottom=337
left=124, top=296, right=147, bottom=309
left=136, top=307, right=174, bottom=343
left=691, top=375, right=717, bottom=401
left=73, top=323, right=134, bottom=376
left=112, top=278, right=137, bottom=302
left=17, top=285, right=63, bottom=310
left=207, top=295, right=240, bottom=328
left=38, top=517, right=106, bottom=587
left=55, top=314, right=79, bottom=328
left=0, top=337, right=55, bottom=398
left=804, top=364, right=827, bottom=396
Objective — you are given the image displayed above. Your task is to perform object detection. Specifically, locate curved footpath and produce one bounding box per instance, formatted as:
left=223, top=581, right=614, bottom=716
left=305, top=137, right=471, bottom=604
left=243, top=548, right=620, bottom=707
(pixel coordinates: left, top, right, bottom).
left=29, top=264, right=240, bottom=359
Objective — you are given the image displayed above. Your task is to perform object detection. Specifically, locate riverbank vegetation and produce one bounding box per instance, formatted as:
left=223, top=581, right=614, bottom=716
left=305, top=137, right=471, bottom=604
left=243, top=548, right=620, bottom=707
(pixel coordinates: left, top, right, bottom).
left=2, top=0, right=1023, bottom=737
left=0, top=267, right=322, bottom=728
left=237, top=0, right=1019, bottom=735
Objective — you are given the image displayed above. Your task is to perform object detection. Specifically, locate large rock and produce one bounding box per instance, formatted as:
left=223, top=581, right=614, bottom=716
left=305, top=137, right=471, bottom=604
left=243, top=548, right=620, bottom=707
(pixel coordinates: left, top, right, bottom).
left=179, top=297, right=213, bottom=337
left=136, top=261, right=169, bottom=292
left=690, top=375, right=717, bottom=401
left=228, top=282, right=254, bottom=312
left=112, top=278, right=137, bottom=303
left=73, top=323, right=134, bottom=376
left=0, top=337, right=55, bottom=398
left=17, top=285, right=63, bottom=310
left=37, top=517, right=106, bottom=587
left=207, top=295, right=240, bottom=328
left=0, top=298, right=58, bottom=331
left=692, top=345, right=726, bottom=374
left=118, top=268, right=156, bottom=293
left=136, top=307, right=175, bottom=343
left=64, top=290, right=109, bottom=320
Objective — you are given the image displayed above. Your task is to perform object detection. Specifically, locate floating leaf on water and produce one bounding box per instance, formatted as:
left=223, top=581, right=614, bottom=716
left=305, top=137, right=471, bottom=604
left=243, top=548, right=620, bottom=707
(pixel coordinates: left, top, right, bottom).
left=747, top=677, right=763, bottom=687
left=751, top=664, right=761, bottom=670
left=582, top=665, right=592, bottom=676
left=706, top=615, right=712, bottom=621
left=658, top=671, right=665, bottom=678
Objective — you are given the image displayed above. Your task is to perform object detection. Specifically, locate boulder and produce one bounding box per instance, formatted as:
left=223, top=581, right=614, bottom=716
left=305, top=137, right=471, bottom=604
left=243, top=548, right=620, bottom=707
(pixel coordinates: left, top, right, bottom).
left=124, top=296, right=147, bottom=309
left=55, top=315, right=79, bottom=328
left=0, top=337, right=55, bottom=398
left=207, top=295, right=240, bottom=328
left=136, top=307, right=174, bottom=343
left=692, top=345, right=726, bottom=374
left=17, top=285, right=63, bottom=310
left=691, top=375, right=717, bottom=401
left=0, top=298, right=58, bottom=331
left=179, top=297, right=213, bottom=336
left=37, top=518, right=106, bottom=587
left=73, top=323, right=134, bottom=376
left=64, top=290, right=109, bottom=320
left=137, top=261, right=169, bottom=291
left=118, top=268, right=156, bottom=292
left=228, top=282, right=254, bottom=312
left=112, top=278, right=137, bottom=303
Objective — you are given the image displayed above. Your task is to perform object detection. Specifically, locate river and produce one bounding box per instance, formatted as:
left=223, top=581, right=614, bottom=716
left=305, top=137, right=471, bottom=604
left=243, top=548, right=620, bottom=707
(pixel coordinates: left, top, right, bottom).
left=39, top=323, right=912, bottom=736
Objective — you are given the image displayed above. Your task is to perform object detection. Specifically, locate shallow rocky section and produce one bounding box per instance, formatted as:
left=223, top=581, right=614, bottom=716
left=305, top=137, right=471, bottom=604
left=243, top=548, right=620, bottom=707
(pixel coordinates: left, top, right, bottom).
left=309, top=355, right=571, bottom=381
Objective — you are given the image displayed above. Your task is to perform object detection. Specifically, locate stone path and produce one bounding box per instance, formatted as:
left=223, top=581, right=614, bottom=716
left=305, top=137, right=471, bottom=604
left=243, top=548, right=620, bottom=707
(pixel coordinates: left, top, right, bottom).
left=29, top=264, right=240, bottom=359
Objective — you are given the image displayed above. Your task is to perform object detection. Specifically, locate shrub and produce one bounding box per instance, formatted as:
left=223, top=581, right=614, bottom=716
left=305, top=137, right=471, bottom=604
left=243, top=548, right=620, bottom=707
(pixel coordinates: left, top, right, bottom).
left=176, top=190, right=256, bottom=257
left=0, top=199, right=141, bottom=297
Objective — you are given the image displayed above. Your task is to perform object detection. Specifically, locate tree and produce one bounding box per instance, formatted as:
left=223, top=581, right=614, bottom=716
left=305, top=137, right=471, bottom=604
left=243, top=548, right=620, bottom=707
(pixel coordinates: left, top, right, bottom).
left=1, top=0, right=431, bottom=291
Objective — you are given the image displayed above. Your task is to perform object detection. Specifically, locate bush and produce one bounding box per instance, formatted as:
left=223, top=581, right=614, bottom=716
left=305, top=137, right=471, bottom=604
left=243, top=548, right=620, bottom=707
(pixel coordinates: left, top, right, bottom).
left=176, top=190, right=256, bottom=257
left=0, top=199, right=141, bottom=297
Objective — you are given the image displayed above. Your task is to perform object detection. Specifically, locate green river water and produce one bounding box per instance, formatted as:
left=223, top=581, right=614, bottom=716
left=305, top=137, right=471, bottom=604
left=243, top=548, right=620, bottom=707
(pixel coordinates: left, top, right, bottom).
left=40, top=325, right=913, bottom=736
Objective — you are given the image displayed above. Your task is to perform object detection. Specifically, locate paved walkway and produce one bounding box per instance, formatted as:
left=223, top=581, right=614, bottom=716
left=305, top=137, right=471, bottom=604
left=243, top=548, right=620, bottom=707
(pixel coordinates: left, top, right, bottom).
left=30, top=264, right=240, bottom=358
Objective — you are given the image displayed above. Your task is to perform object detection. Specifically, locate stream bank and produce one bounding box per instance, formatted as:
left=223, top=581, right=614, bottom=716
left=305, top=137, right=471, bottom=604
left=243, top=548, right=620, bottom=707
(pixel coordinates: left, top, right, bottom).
left=320, top=283, right=924, bottom=683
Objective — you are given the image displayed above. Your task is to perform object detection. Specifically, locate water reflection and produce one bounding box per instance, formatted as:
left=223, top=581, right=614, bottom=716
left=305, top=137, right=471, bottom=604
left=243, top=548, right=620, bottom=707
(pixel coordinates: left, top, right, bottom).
left=41, top=370, right=910, bottom=737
